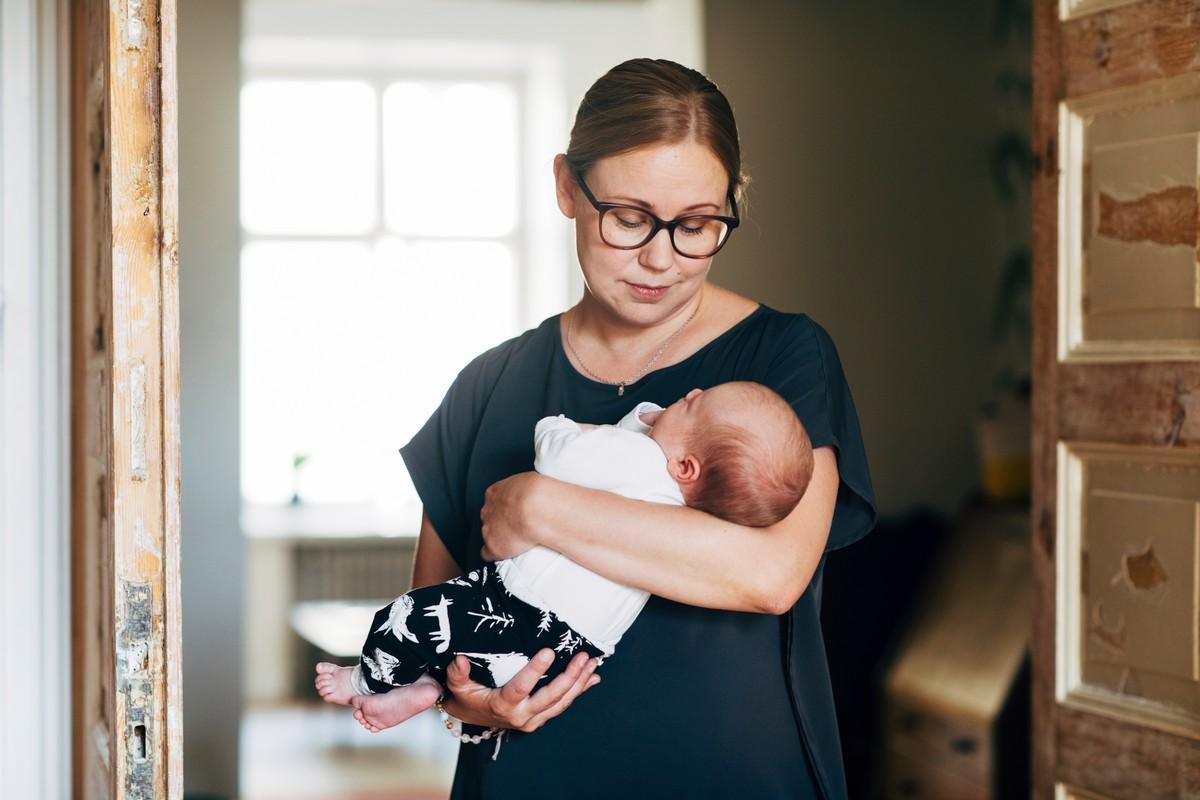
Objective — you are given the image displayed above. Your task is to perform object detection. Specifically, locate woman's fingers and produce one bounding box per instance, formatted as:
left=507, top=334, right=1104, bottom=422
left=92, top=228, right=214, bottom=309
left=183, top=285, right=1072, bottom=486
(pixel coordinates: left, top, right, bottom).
left=522, top=658, right=600, bottom=732
left=519, top=651, right=590, bottom=715
left=511, top=652, right=596, bottom=733
left=444, top=654, right=475, bottom=693
left=440, top=650, right=597, bottom=732
left=497, top=648, right=559, bottom=706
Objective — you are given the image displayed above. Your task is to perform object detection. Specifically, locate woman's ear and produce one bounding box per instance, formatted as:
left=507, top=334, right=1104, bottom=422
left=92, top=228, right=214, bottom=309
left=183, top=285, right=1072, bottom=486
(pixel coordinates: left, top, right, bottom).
left=552, top=154, right=578, bottom=220
left=667, top=454, right=701, bottom=486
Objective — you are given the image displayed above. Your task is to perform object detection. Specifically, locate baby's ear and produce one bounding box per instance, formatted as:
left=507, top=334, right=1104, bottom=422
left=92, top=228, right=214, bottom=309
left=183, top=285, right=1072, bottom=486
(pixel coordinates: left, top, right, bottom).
left=667, top=454, right=701, bottom=485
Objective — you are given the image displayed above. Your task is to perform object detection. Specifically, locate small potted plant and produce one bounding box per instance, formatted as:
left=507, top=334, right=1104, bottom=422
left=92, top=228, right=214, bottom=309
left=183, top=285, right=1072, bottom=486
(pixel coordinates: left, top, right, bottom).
left=976, top=0, right=1032, bottom=504
left=290, top=452, right=310, bottom=506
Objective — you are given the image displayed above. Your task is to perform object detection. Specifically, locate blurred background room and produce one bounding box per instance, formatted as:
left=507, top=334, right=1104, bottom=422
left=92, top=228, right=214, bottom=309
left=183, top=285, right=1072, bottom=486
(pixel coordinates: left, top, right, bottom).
left=178, top=1, right=1032, bottom=797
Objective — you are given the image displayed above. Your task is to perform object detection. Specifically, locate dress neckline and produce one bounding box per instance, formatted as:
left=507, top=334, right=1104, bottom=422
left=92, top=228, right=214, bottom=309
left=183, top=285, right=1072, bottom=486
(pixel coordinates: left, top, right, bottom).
left=552, top=302, right=768, bottom=392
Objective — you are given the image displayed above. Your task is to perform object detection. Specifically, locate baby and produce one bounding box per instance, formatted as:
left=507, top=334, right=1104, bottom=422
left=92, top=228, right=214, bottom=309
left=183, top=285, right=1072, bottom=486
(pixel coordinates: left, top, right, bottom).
left=315, top=380, right=814, bottom=734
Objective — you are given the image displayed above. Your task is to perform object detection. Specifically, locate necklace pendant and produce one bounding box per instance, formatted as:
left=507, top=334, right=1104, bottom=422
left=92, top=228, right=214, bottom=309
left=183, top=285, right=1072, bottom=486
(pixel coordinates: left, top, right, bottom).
left=617, top=383, right=625, bottom=397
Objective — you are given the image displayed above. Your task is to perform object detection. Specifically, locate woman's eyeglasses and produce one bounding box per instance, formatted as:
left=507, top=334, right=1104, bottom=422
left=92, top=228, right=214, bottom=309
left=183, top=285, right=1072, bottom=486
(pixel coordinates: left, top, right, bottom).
left=571, top=166, right=739, bottom=259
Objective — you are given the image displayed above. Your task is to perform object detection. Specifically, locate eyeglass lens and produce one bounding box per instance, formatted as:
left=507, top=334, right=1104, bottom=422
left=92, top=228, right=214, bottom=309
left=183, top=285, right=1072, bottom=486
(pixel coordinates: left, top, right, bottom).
left=600, top=207, right=730, bottom=257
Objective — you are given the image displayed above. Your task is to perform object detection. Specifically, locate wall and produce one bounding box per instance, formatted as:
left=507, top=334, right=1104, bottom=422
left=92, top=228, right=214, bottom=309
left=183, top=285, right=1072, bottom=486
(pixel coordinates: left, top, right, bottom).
left=0, top=1, right=70, bottom=797
left=705, top=0, right=1007, bottom=517
left=178, top=0, right=243, bottom=795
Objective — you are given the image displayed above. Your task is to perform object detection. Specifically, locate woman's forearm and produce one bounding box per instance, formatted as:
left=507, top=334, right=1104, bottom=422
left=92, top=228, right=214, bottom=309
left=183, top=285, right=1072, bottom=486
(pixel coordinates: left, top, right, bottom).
left=533, top=447, right=840, bottom=614
left=411, top=510, right=464, bottom=587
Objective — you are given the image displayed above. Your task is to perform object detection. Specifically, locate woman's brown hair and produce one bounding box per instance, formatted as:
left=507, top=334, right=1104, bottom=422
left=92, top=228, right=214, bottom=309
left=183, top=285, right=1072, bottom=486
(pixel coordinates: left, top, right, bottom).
left=565, top=58, right=748, bottom=203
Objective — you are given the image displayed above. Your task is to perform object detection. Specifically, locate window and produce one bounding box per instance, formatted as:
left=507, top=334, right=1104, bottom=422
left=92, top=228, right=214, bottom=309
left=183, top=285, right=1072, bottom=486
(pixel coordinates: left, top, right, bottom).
left=238, top=0, right=704, bottom=536
left=239, top=73, right=524, bottom=529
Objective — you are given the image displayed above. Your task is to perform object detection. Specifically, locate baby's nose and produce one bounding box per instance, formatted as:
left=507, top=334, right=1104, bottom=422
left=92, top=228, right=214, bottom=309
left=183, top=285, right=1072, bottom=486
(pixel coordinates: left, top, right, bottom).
left=685, top=388, right=702, bottom=400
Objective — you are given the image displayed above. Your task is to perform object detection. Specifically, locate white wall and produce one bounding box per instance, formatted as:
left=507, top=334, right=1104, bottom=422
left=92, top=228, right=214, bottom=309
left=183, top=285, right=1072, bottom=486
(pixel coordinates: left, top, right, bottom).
left=178, top=0, right=244, bottom=795
left=705, top=0, right=1008, bottom=517
left=0, top=1, right=70, bottom=797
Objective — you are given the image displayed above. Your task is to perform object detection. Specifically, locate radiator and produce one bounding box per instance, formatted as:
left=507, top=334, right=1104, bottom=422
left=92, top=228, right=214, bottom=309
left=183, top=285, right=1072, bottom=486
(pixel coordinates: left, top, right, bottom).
left=292, top=538, right=417, bottom=602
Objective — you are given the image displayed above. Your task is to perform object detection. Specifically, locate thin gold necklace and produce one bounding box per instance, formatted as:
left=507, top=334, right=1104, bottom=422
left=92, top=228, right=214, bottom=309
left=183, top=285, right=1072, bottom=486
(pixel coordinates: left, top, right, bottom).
left=564, top=295, right=702, bottom=397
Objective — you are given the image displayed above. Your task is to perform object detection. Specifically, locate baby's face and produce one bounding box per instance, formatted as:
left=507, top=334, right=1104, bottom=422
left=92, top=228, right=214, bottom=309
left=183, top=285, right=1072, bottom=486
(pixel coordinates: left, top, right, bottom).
left=648, top=384, right=743, bottom=453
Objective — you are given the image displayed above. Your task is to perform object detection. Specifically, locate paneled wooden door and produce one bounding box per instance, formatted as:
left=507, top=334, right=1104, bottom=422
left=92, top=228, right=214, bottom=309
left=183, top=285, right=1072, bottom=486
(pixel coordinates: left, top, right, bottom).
left=1033, top=0, right=1200, bottom=797
left=70, top=0, right=183, bottom=797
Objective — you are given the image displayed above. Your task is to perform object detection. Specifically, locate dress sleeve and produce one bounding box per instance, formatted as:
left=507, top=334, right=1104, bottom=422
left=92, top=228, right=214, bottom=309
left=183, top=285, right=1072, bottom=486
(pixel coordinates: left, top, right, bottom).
left=398, top=350, right=501, bottom=571
left=760, top=314, right=878, bottom=552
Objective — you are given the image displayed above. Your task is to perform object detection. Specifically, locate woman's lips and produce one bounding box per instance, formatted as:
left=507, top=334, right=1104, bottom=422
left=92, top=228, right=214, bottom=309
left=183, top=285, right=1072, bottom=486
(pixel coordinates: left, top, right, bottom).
left=627, top=282, right=669, bottom=300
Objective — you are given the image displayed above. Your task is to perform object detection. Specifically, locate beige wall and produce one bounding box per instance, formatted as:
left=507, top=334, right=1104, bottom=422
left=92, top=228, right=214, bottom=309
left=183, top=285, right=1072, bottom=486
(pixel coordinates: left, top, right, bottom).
left=179, top=0, right=243, bottom=794
left=705, top=0, right=1009, bottom=516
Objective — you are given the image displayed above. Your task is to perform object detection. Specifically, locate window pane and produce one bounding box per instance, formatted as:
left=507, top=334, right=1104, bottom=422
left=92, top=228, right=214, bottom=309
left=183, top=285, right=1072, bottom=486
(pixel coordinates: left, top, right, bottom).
left=241, top=80, right=377, bottom=235
left=382, top=82, right=518, bottom=237
left=241, top=241, right=380, bottom=505
left=372, top=237, right=517, bottom=516
left=240, top=238, right=519, bottom=516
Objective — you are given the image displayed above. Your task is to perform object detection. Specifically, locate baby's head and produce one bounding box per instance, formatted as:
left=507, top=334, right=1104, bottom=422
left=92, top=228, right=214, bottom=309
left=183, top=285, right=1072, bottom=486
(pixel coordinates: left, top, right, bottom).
left=646, top=381, right=814, bottom=528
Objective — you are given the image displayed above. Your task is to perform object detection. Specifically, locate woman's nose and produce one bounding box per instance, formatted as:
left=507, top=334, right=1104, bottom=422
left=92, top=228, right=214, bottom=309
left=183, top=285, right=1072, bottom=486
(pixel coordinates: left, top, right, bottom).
left=637, top=227, right=675, bottom=271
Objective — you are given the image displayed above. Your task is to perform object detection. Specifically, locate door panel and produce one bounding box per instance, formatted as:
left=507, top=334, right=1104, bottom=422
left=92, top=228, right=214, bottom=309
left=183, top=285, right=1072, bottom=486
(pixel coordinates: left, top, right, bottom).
left=1034, top=1, right=1200, bottom=798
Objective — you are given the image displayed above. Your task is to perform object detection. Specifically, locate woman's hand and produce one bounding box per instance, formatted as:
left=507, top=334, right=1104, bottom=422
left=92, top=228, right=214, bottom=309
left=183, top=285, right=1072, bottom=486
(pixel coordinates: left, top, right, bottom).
left=480, top=470, right=548, bottom=561
left=442, top=649, right=600, bottom=733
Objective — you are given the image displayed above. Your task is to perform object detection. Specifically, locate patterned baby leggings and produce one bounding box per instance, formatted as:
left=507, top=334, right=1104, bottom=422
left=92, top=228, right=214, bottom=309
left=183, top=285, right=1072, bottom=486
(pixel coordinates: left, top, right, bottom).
left=354, top=564, right=607, bottom=694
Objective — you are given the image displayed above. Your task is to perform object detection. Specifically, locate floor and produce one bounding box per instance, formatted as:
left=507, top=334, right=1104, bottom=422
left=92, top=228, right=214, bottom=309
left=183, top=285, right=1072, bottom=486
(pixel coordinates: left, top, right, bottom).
left=240, top=702, right=458, bottom=800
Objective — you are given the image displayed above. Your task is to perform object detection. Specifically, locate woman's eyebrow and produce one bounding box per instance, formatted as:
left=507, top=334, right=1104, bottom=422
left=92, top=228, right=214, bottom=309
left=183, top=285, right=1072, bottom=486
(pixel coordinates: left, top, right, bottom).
left=609, top=196, right=721, bottom=213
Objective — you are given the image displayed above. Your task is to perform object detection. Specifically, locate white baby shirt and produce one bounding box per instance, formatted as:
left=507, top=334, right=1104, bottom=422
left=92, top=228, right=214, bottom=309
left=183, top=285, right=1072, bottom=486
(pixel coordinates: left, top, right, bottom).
left=494, top=401, right=685, bottom=655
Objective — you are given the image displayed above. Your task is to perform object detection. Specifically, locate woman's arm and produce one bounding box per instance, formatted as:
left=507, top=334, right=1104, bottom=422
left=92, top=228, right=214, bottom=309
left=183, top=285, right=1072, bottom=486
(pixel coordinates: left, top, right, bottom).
left=481, top=446, right=840, bottom=615
left=409, top=507, right=600, bottom=731
left=410, top=509, right=464, bottom=586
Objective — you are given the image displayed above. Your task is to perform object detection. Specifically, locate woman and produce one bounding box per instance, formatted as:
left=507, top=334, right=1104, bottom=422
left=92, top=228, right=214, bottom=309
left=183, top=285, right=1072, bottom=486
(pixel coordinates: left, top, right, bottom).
left=400, top=58, right=876, bottom=799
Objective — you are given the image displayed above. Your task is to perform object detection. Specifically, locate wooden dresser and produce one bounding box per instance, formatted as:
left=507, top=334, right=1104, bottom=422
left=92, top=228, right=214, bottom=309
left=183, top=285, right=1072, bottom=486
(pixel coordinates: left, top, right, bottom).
left=882, top=506, right=1031, bottom=799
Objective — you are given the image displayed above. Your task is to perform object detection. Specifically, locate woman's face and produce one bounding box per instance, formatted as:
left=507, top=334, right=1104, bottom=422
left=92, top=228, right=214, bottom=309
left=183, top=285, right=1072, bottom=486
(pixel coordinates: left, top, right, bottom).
left=555, top=140, right=730, bottom=327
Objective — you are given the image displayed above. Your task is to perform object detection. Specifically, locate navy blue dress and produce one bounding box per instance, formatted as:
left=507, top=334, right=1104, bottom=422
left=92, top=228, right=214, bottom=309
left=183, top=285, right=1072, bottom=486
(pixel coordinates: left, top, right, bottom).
left=399, top=303, right=877, bottom=800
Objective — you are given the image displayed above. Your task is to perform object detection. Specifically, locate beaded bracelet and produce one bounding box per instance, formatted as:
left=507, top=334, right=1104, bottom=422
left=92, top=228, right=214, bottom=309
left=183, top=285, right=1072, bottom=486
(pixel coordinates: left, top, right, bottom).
left=434, top=696, right=501, bottom=745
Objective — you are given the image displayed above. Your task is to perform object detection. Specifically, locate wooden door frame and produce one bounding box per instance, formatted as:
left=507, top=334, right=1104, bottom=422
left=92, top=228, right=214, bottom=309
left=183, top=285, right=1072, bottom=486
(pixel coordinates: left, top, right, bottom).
left=70, top=0, right=183, bottom=797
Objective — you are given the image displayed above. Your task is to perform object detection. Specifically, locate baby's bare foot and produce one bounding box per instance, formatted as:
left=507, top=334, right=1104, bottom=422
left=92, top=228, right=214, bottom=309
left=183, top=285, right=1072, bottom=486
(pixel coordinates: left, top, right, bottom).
left=314, top=662, right=358, bottom=706
left=349, top=675, right=441, bottom=733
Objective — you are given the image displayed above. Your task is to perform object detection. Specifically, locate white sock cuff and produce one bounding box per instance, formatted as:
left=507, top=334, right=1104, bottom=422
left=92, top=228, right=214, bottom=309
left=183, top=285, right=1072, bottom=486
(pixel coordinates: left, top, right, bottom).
left=350, top=663, right=374, bottom=696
